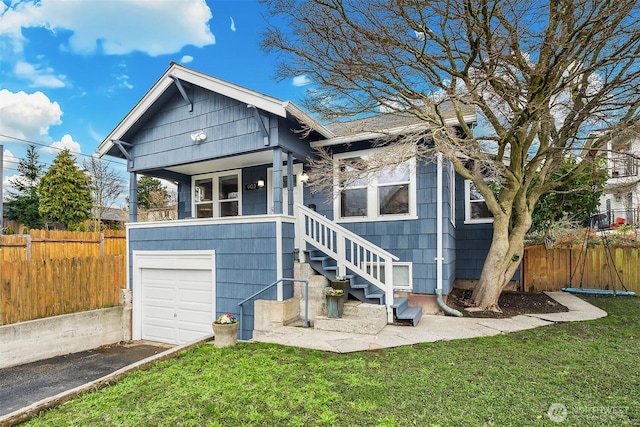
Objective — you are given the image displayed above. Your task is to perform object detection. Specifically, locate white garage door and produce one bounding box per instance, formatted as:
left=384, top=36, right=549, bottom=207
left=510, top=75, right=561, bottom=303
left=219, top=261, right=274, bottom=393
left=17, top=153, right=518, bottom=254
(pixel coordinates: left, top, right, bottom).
left=133, top=251, right=215, bottom=345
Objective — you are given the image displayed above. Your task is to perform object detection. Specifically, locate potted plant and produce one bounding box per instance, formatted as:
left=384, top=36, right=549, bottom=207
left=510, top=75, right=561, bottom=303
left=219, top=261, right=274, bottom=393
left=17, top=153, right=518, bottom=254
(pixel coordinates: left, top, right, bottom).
left=330, top=275, right=349, bottom=295
left=212, top=313, right=239, bottom=348
left=325, top=287, right=345, bottom=318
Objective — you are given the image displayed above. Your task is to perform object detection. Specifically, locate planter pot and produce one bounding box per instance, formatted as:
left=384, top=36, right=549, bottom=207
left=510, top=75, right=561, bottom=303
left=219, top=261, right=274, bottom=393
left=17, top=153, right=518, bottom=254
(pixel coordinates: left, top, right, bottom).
left=325, top=295, right=344, bottom=318
left=330, top=279, right=348, bottom=293
left=330, top=280, right=349, bottom=303
left=212, top=322, right=240, bottom=348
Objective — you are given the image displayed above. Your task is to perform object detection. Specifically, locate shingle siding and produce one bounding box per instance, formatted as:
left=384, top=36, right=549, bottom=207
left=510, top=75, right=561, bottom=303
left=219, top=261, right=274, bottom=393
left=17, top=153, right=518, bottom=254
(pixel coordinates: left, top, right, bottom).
left=128, top=219, right=294, bottom=339
left=302, top=157, right=457, bottom=294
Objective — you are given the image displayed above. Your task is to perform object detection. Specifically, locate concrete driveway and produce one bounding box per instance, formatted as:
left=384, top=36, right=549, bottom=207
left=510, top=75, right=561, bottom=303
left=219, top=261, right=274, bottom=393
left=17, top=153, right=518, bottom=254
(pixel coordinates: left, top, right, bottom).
left=0, top=341, right=171, bottom=417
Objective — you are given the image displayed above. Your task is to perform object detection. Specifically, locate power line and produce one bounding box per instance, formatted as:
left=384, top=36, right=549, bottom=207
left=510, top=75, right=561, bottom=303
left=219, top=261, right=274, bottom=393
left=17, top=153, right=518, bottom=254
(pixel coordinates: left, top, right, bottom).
left=0, top=134, right=128, bottom=168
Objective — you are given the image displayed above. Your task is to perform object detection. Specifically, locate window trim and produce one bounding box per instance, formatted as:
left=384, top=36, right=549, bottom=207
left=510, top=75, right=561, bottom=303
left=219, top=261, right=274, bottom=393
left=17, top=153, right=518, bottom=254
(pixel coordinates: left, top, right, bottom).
left=361, top=261, right=413, bottom=291
left=192, top=169, right=242, bottom=218
left=464, top=179, right=494, bottom=224
left=333, top=148, right=417, bottom=223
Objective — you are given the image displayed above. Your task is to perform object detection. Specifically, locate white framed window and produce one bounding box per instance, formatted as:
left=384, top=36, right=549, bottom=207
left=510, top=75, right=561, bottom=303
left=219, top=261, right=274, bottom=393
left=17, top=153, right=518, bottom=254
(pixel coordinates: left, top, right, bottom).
left=362, top=262, right=413, bottom=291
left=464, top=180, right=493, bottom=224
left=192, top=170, right=242, bottom=218
left=333, top=149, right=417, bottom=222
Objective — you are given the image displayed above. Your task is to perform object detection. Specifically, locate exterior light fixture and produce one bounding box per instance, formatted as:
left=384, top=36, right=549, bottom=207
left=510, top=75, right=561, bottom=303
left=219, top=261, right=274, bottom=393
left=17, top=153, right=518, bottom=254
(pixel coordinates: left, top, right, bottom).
left=190, top=130, right=207, bottom=143
left=257, top=178, right=265, bottom=188
left=300, top=172, right=309, bottom=183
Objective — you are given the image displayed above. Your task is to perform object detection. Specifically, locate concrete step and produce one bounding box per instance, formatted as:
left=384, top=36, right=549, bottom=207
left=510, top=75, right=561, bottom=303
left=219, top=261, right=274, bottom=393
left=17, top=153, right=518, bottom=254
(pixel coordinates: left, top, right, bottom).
left=314, top=301, right=387, bottom=334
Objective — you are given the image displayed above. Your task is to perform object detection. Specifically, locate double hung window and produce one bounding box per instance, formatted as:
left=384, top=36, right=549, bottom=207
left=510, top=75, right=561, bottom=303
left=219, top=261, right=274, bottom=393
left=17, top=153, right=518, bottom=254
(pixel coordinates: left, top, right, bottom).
left=334, top=150, right=416, bottom=221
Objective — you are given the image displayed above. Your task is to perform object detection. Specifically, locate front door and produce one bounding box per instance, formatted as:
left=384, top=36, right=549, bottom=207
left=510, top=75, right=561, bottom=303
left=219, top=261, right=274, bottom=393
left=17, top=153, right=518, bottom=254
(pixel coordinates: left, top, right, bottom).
left=267, top=164, right=303, bottom=215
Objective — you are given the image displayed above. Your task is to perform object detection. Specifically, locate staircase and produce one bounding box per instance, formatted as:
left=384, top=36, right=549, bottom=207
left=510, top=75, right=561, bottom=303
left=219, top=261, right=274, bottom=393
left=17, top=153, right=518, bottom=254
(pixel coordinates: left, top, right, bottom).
left=297, top=204, right=422, bottom=326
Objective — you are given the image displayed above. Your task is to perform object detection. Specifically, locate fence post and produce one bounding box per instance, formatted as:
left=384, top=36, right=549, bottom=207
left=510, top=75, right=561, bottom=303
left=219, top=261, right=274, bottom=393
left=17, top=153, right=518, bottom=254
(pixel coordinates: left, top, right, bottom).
left=100, top=233, right=105, bottom=257
left=26, top=234, right=32, bottom=261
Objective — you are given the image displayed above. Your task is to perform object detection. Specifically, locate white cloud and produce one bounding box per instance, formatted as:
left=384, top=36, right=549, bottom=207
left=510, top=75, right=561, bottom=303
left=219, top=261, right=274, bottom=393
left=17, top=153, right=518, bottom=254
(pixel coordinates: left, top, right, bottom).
left=180, top=55, right=194, bottom=64
left=0, top=0, right=215, bottom=56
left=0, top=89, right=62, bottom=140
left=230, top=16, right=236, bottom=32
left=41, top=133, right=81, bottom=155
left=14, top=61, right=66, bottom=88
left=292, top=75, right=311, bottom=87
left=3, top=149, right=20, bottom=195
left=414, top=30, right=425, bottom=41
left=115, top=74, right=133, bottom=89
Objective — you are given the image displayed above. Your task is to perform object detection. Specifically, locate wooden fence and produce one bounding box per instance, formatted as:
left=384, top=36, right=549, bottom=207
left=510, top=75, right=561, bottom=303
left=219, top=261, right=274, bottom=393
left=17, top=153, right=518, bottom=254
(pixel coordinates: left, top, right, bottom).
left=0, top=229, right=126, bottom=261
left=522, top=245, right=640, bottom=294
left=0, top=255, right=125, bottom=325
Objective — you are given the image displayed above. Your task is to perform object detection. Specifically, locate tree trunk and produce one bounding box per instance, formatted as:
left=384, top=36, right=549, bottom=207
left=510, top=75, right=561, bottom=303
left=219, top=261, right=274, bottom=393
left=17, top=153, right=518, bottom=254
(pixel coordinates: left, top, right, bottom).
left=470, top=217, right=528, bottom=312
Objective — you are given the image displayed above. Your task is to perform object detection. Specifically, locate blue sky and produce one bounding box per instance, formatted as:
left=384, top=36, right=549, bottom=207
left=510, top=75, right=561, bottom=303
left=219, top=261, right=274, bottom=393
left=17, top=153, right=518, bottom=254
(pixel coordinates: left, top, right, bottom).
left=0, top=0, right=310, bottom=204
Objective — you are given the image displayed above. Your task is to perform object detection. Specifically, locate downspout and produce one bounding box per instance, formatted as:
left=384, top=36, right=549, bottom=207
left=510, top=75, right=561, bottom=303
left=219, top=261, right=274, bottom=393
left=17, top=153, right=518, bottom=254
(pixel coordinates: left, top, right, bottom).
left=436, top=153, right=463, bottom=317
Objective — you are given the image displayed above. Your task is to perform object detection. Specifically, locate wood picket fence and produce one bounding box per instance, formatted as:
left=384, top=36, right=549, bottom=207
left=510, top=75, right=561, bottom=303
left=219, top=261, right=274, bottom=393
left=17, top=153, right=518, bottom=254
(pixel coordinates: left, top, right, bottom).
left=0, top=230, right=128, bottom=325
left=522, top=245, right=640, bottom=294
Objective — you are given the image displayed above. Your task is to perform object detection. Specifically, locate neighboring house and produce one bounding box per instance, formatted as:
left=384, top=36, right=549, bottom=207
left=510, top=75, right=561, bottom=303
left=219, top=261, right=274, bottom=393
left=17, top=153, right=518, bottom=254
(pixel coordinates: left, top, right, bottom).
left=593, top=127, right=640, bottom=229
left=98, top=63, right=491, bottom=344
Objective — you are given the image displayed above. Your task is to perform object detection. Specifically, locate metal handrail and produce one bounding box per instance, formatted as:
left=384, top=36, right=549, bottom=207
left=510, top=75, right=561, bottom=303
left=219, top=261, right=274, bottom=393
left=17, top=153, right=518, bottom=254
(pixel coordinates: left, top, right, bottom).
left=237, top=278, right=310, bottom=339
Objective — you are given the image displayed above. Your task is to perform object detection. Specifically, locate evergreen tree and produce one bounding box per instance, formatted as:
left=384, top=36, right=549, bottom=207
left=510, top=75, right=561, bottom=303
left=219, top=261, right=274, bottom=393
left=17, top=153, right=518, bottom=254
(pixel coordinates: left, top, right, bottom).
left=39, top=149, right=93, bottom=230
left=5, top=145, right=45, bottom=230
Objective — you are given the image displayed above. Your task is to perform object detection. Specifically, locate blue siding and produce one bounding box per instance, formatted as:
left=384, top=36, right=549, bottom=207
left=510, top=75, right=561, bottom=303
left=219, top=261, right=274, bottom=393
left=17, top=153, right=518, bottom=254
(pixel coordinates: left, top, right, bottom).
left=129, top=88, right=275, bottom=172
left=453, top=173, right=494, bottom=280
left=243, top=165, right=268, bottom=215
left=129, top=219, right=294, bottom=339
left=303, top=156, right=456, bottom=294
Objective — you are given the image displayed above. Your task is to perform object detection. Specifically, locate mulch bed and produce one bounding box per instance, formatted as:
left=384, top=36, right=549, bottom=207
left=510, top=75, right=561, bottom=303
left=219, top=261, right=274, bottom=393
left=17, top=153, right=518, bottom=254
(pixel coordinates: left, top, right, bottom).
left=448, top=288, right=570, bottom=318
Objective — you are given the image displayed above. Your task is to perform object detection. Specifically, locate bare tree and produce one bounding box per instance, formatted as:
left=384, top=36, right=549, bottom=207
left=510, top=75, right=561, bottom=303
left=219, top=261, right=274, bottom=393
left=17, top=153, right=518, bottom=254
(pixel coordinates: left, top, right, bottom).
left=263, top=0, right=640, bottom=311
left=83, top=156, right=124, bottom=232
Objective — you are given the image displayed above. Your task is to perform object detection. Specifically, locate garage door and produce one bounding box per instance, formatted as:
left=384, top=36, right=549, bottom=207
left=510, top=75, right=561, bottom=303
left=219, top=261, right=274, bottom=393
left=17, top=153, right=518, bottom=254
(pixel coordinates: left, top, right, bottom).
left=133, top=251, right=215, bottom=345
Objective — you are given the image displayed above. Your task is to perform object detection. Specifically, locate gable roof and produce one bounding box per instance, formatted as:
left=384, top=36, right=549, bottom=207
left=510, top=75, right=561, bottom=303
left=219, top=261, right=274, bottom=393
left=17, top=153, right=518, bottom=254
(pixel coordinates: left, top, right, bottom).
left=314, top=101, right=476, bottom=147
left=97, top=62, right=332, bottom=158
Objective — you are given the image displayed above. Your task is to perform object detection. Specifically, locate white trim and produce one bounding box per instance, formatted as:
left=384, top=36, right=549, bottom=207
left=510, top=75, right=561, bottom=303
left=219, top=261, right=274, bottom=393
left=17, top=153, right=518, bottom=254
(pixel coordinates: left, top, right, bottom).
left=267, top=164, right=303, bottom=214
left=98, top=63, right=331, bottom=157
left=449, top=161, right=456, bottom=227
left=360, top=261, right=413, bottom=290
left=311, top=114, right=477, bottom=148
left=126, top=214, right=296, bottom=230
left=131, top=250, right=216, bottom=342
left=192, top=169, right=242, bottom=218
left=436, top=153, right=444, bottom=292
left=333, top=148, right=416, bottom=221
left=464, top=179, right=494, bottom=224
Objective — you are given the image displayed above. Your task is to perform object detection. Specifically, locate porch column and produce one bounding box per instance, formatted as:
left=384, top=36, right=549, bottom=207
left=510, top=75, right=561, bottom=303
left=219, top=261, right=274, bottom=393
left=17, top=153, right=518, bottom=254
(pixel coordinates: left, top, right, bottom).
left=129, top=172, right=138, bottom=223
left=287, top=152, right=294, bottom=216
left=272, top=147, right=283, bottom=214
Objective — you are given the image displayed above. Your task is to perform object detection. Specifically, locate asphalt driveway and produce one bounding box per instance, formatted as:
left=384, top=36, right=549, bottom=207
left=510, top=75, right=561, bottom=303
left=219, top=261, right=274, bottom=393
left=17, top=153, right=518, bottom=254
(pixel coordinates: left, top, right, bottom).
left=0, top=341, right=171, bottom=417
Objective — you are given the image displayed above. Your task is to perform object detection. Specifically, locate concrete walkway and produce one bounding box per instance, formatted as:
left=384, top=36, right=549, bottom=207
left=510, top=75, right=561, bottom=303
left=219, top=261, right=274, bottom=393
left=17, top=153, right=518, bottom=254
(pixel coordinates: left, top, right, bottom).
left=252, top=292, right=607, bottom=353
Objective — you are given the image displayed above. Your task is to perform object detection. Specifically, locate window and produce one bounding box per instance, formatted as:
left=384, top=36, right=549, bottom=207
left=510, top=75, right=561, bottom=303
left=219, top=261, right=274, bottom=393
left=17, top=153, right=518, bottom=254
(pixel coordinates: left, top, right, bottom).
left=334, top=149, right=416, bottom=221
left=193, top=170, right=241, bottom=218
left=464, top=180, right=493, bottom=223
left=363, top=262, right=413, bottom=290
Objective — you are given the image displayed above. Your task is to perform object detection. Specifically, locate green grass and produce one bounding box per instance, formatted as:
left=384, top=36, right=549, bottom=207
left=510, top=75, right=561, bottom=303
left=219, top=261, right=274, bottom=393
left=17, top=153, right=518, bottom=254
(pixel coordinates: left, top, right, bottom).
left=25, top=297, right=640, bottom=426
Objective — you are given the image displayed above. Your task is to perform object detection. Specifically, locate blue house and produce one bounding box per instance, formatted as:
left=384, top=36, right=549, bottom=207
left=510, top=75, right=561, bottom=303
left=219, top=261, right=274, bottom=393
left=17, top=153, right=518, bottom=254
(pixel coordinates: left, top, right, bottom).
left=98, top=63, right=493, bottom=344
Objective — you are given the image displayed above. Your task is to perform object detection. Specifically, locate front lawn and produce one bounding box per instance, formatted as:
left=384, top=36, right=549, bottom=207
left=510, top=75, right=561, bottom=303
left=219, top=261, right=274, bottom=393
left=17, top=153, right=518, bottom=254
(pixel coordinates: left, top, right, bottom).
left=26, top=297, right=640, bottom=426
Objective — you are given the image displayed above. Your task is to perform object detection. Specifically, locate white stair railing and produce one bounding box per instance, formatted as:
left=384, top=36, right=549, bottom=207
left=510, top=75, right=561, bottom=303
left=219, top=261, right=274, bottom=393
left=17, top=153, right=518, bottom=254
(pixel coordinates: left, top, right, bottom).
left=296, top=204, right=398, bottom=323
